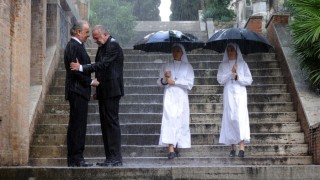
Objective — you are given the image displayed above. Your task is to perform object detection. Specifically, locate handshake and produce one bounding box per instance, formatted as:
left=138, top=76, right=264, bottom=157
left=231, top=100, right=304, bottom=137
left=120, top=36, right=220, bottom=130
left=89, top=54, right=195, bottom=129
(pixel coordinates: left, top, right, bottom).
left=91, top=79, right=99, bottom=87
left=69, top=59, right=100, bottom=87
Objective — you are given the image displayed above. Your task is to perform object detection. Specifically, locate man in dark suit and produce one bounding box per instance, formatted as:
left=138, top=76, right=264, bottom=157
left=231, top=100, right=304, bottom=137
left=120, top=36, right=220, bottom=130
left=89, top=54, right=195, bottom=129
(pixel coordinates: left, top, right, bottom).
left=70, top=25, right=124, bottom=166
left=64, top=20, right=99, bottom=167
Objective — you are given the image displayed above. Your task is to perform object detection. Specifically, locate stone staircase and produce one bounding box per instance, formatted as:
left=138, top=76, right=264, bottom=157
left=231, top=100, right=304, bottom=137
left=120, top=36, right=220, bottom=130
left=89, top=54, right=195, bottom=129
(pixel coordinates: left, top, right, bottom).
left=28, top=48, right=316, bottom=179
left=124, top=21, right=208, bottom=49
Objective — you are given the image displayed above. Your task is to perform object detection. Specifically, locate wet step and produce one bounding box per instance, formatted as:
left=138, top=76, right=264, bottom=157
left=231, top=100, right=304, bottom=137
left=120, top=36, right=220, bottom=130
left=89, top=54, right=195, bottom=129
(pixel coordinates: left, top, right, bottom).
left=43, top=102, right=295, bottom=114
left=41, top=112, right=297, bottom=124
left=29, top=155, right=312, bottom=167
left=30, top=144, right=309, bottom=158
left=120, top=53, right=276, bottom=62
left=49, top=84, right=288, bottom=95
left=54, top=68, right=283, bottom=78
left=34, top=122, right=302, bottom=134
left=57, top=60, right=280, bottom=70
left=32, top=133, right=305, bottom=146
left=52, top=76, right=286, bottom=86
left=45, top=93, right=292, bottom=104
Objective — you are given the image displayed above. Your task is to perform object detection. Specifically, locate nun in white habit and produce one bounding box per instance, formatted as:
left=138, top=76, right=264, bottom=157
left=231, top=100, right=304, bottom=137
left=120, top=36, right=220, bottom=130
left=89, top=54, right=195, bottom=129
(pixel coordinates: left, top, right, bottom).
left=217, top=43, right=253, bottom=158
left=157, top=43, right=194, bottom=160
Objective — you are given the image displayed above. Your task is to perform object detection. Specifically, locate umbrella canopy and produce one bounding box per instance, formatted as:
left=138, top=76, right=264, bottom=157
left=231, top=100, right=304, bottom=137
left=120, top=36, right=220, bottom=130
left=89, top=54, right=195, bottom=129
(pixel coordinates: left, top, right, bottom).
left=204, top=28, right=274, bottom=54
left=133, top=30, right=205, bottom=53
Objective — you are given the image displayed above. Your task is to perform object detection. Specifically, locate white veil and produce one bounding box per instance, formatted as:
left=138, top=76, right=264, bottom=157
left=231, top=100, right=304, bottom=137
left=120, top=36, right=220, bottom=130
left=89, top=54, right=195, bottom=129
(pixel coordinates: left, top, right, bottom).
left=222, top=43, right=245, bottom=64
left=172, top=43, right=189, bottom=63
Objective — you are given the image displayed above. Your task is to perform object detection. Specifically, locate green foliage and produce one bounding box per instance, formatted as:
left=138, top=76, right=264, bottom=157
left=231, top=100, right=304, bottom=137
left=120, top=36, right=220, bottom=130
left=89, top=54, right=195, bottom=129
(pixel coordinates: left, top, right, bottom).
left=132, top=0, right=161, bottom=21
left=202, top=0, right=235, bottom=22
left=283, top=0, right=294, bottom=14
left=90, top=0, right=137, bottom=45
left=288, top=0, right=320, bottom=86
left=170, top=0, right=201, bottom=21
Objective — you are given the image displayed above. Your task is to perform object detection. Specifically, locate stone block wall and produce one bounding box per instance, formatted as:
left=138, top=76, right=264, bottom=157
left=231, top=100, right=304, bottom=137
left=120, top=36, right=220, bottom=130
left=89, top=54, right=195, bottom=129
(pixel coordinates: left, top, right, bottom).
left=245, top=16, right=262, bottom=34
left=31, top=0, right=47, bottom=86
left=266, top=14, right=320, bottom=164
left=0, top=0, right=31, bottom=165
left=0, top=0, right=14, bottom=165
left=0, top=0, right=89, bottom=166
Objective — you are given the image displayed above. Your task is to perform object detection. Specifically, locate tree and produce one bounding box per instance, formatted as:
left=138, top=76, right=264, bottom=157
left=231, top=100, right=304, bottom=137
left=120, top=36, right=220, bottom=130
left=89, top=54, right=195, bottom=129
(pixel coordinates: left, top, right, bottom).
left=170, top=0, right=201, bottom=21
left=132, top=0, right=161, bottom=21
left=288, top=0, right=320, bottom=87
left=90, top=0, right=137, bottom=45
left=202, top=0, right=235, bottom=22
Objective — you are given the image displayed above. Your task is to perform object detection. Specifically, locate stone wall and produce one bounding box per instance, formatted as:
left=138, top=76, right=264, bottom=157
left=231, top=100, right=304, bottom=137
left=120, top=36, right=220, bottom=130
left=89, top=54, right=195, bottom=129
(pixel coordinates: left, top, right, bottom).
left=266, top=14, right=320, bottom=164
left=0, top=0, right=89, bottom=166
left=244, top=16, right=263, bottom=34
left=0, top=0, right=31, bottom=165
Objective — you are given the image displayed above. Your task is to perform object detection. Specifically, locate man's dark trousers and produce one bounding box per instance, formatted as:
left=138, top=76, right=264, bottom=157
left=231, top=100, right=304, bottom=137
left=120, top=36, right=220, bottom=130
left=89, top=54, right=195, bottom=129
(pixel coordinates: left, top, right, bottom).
left=67, top=92, right=88, bottom=164
left=98, top=96, right=122, bottom=161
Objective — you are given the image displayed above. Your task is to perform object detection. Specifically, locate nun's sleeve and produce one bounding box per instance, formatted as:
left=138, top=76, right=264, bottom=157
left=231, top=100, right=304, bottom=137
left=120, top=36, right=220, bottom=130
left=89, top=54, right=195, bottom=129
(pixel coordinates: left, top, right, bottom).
left=174, top=64, right=194, bottom=90
left=157, top=63, right=168, bottom=86
left=237, top=62, right=253, bottom=86
left=217, top=63, right=233, bottom=85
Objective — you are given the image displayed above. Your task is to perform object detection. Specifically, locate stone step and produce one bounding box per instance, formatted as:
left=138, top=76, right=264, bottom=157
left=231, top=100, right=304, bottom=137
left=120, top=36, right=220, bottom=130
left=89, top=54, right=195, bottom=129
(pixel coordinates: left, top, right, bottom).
left=52, top=76, right=286, bottom=86
left=49, top=84, right=288, bottom=95
left=31, top=133, right=305, bottom=146
left=85, top=53, right=277, bottom=62
left=41, top=112, right=297, bottom=124
left=2, top=165, right=319, bottom=179
left=29, top=155, right=312, bottom=166
left=34, top=122, right=301, bottom=134
left=44, top=102, right=295, bottom=114
left=121, top=53, right=276, bottom=62
left=58, top=60, right=280, bottom=70
left=54, top=68, right=283, bottom=78
left=30, top=144, right=309, bottom=158
left=45, top=93, right=292, bottom=104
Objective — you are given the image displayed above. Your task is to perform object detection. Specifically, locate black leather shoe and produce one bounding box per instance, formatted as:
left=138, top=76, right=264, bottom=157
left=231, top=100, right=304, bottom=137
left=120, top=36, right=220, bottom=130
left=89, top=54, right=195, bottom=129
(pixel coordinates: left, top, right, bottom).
left=229, top=150, right=236, bottom=157
left=168, top=152, right=176, bottom=160
left=110, top=160, right=122, bottom=167
left=68, top=163, right=76, bottom=167
left=96, top=159, right=112, bottom=167
left=77, top=160, right=93, bottom=167
left=238, top=150, right=245, bottom=158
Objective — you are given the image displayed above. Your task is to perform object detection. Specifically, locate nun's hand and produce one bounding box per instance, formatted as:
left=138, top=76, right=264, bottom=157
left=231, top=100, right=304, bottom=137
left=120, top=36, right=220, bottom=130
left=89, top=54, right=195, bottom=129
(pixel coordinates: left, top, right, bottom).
left=232, top=64, right=237, bottom=73
left=167, top=78, right=175, bottom=85
left=165, top=71, right=171, bottom=78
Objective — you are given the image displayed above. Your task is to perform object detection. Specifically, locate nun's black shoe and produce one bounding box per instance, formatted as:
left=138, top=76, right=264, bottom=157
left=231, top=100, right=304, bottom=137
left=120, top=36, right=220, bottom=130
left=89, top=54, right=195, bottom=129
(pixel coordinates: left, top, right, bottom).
left=168, top=152, right=176, bottom=160
left=238, top=150, right=245, bottom=158
left=229, top=150, right=236, bottom=157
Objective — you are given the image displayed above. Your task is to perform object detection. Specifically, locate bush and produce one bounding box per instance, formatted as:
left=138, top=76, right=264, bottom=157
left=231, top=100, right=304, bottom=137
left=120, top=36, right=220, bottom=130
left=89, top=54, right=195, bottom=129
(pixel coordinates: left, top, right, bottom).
left=288, top=0, right=320, bottom=87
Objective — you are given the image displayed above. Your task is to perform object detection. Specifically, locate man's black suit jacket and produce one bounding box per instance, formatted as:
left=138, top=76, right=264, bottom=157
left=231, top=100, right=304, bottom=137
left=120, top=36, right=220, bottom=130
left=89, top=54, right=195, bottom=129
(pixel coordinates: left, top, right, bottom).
left=82, top=36, right=124, bottom=99
left=64, top=38, right=92, bottom=101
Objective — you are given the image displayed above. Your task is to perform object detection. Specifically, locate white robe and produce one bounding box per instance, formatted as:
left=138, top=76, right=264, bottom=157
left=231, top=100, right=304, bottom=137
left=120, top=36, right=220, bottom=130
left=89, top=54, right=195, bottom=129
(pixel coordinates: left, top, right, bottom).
left=217, top=59, right=253, bottom=145
left=157, top=60, right=194, bottom=148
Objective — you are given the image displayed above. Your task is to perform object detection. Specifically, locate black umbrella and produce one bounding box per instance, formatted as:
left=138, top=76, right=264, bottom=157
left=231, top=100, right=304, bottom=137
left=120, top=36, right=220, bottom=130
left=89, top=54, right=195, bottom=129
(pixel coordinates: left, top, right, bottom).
left=204, top=28, right=274, bottom=55
left=133, top=30, right=205, bottom=53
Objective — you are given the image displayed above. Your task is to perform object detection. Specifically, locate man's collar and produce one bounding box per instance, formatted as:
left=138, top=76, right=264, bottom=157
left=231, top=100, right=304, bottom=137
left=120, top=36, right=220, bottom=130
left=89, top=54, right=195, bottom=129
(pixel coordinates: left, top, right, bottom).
left=71, top=37, right=82, bottom=44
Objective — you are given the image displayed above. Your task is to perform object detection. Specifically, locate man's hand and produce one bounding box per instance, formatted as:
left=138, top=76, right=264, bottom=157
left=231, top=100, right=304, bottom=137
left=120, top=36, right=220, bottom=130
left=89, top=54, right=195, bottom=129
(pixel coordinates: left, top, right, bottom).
left=70, top=58, right=80, bottom=71
left=92, top=93, right=97, bottom=100
left=91, top=79, right=99, bottom=87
